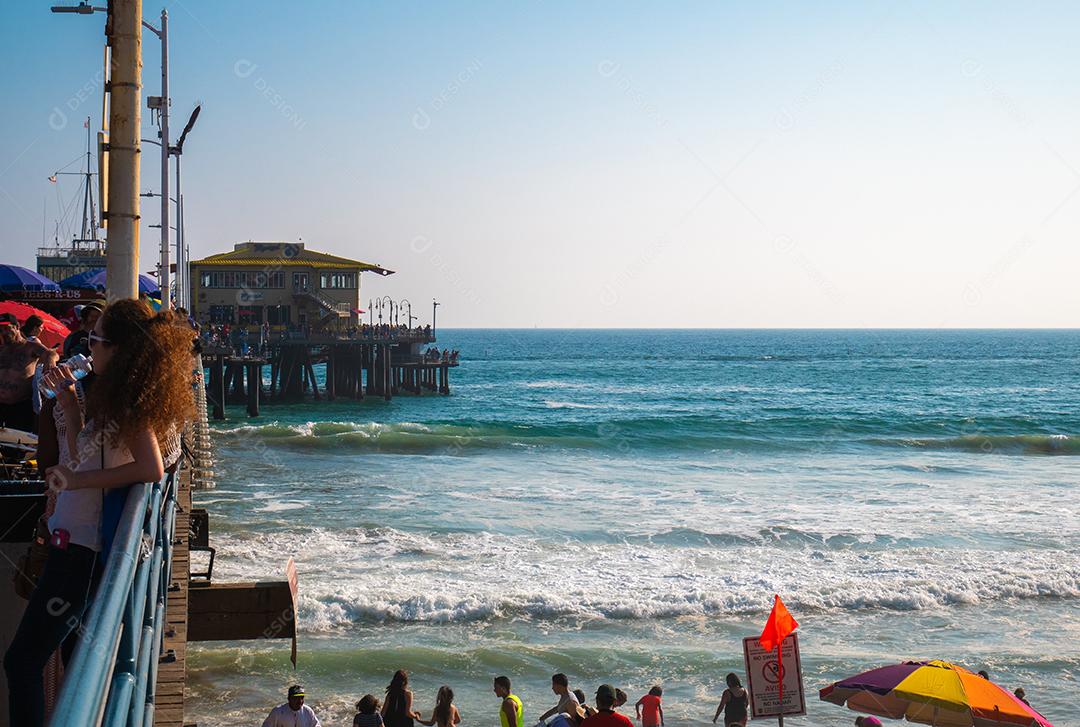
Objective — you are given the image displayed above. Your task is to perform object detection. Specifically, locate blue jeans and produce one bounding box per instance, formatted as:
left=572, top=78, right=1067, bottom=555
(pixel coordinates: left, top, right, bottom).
left=5, top=543, right=98, bottom=727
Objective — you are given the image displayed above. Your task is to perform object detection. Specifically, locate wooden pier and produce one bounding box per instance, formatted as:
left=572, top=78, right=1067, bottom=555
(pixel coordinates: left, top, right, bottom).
left=202, top=332, right=458, bottom=419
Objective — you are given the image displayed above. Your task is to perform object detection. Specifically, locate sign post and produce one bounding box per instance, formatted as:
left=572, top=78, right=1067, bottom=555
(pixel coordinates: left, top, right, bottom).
left=743, top=633, right=806, bottom=722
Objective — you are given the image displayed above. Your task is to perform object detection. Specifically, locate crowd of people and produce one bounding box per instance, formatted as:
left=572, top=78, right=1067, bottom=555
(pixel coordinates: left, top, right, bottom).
left=2, top=298, right=198, bottom=726
left=197, top=320, right=437, bottom=356
left=422, top=347, right=460, bottom=363
left=259, top=671, right=755, bottom=727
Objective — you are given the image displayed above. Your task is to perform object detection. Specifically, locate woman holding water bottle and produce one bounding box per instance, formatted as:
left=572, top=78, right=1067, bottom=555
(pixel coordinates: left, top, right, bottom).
left=4, top=299, right=196, bottom=727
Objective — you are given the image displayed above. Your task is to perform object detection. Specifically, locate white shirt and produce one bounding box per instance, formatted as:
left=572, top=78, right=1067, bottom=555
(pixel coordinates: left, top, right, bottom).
left=262, top=703, right=321, bottom=727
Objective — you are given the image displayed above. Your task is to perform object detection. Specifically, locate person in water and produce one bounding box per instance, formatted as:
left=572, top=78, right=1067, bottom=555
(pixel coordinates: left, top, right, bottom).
left=262, top=685, right=322, bottom=727
left=495, top=675, right=524, bottom=727
left=417, top=686, right=461, bottom=727
left=382, top=670, right=423, bottom=727
left=354, top=695, right=383, bottom=727
left=712, top=673, right=749, bottom=727
left=573, top=689, right=595, bottom=719
left=581, top=685, right=633, bottom=727
left=635, top=686, right=664, bottom=727
left=538, top=673, right=581, bottom=726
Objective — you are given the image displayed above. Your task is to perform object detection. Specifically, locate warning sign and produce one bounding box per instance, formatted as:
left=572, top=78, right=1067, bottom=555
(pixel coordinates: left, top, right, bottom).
left=742, top=633, right=806, bottom=719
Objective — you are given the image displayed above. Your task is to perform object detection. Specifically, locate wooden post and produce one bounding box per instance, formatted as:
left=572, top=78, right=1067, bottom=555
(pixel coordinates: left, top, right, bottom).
left=383, top=345, right=392, bottom=401
left=326, top=348, right=336, bottom=401
left=246, top=362, right=260, bottom=417
left=209, top=356, right=225, bottom=420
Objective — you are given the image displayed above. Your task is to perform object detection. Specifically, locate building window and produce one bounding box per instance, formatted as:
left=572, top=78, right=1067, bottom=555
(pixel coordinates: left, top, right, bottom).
left=266, top=305, right=290, bottom=325
left=319, top=271, right=356, bottom=289
left=293, top=273, right=309, bottom=291
left=238, top=306, right=264, bottom=325
left=209, top=305, right=234, bottom=323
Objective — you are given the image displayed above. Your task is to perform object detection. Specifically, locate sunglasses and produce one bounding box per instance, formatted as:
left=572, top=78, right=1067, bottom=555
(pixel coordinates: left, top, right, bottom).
left=88, top=332, right=111, bottom=346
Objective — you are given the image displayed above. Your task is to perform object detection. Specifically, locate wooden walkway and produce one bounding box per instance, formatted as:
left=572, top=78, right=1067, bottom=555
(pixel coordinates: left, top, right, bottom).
left=154, top=464, right=191, bottom=727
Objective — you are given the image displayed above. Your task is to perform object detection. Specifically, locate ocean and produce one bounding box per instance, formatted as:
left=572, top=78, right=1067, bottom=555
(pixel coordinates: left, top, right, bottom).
left=185, top=329, right=1079, bottom=726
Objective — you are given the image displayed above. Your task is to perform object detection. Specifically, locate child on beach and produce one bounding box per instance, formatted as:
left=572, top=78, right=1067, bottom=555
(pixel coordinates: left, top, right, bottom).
left=712, top=673, right=748, bottom=727
left=635, top=687, right=664, bottom=727
left=418, top=686, right=461, bottom=727
left=355, top=695, right=384, bottom=727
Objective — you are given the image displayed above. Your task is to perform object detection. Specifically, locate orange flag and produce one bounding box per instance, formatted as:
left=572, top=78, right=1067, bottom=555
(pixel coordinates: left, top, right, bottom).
left=759, top=594, right=798, bottom=651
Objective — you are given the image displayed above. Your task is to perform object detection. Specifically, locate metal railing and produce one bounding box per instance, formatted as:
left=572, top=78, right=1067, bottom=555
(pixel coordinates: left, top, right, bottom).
left=49, top=472, right=177, bottom=727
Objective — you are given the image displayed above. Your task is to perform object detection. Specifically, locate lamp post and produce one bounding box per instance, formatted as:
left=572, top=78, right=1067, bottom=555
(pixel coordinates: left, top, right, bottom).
left=53, top=0, right=143, bottom=302
left=400, top=299, right=414, bottom=329
left=143, top=9, right=170, bottom=310
left=380, top=296, right=395, bottom=328
left=172, top=105, right=200, bottom=309
left=432, top=299, right=440, bottom=335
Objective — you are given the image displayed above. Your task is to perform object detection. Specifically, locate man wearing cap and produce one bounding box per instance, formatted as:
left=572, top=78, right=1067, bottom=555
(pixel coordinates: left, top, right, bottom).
left=581, top=686, right=633, bottom=727
left=262, top=685, right=321, bottom=727
left=63, top=302, right=102, bottom=358
left=0, top=314, right=58, bottom=433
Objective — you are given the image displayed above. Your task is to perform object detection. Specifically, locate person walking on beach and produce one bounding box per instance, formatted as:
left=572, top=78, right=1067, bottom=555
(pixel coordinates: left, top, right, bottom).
left=538, top=673, right=581, bottom=726
left=712, top=673, right=749, bottom=727
left=635, top=686, right=664, bottom=727
left=581, top=685, right=633, bottom=727
left=418, top=686, right=461, bottom=727
left=354, top=695, right=383, bottom=727
left=262, top=685, right=322, bottom=727
left=383, top=670, right=422, bottom=727
left=495, top=675, right=524, bottom=727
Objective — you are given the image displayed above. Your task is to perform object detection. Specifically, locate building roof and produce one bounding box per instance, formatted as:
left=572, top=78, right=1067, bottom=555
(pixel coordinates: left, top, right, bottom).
left=190, top=242, right=394, bottom=275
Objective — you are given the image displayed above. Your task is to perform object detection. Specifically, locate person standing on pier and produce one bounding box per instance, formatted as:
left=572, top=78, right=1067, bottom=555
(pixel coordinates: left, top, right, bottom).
left=262, top=685, right=322, bottom=727
left=4, top=300, right=196, bottom=727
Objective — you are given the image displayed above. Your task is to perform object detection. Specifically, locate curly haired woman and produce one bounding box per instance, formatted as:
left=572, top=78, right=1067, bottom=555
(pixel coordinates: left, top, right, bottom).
left=4, top=299, right=195, bottom=726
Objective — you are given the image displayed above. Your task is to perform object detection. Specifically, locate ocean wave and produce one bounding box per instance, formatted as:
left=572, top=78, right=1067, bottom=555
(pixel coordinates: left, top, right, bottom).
left=874, top=434, right=1080, bottom=455
left=204, top=526, right=1080, bottom=631
left=214, top=417, right=1080, bottom=456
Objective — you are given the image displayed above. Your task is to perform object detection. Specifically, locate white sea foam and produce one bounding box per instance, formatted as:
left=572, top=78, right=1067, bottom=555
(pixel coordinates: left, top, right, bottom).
left=207, top=526, right=1080, bottom=632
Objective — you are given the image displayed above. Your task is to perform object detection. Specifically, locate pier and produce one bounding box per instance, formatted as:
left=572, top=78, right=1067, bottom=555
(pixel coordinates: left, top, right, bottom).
left=201, top=328, right=459, bottom=418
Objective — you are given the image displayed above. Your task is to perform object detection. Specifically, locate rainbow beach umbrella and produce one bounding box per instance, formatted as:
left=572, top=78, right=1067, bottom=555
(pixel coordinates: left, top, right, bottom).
left=820, top=660, right=1053, bottom=726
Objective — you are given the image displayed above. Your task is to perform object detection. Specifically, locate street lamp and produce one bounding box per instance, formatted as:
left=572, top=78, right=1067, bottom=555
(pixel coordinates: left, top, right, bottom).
left=50, top=3, right=103, bottom=13
left=380, top=296, right=395, bottom=327
left=51, top=3, right=174, bottom=309
left=400, top=299, right=414, bottom=329
left=432, top=299, right=440, bottom=334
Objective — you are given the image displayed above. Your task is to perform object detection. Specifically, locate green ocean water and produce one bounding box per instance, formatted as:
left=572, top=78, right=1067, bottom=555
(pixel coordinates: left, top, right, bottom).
left=187, top=330, right=1079, bottom=725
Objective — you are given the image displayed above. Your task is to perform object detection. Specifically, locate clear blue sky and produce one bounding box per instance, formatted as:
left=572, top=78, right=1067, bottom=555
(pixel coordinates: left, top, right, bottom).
left=2, top=1, right=1079, bottom=327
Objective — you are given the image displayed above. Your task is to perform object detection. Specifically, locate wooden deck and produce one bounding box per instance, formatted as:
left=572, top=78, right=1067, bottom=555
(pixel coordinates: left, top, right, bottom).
left=154, top=453, right=193, bottom=726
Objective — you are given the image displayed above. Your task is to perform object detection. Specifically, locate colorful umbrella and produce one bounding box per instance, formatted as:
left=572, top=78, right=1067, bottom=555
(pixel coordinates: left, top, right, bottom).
left=0, top=301, right=71, bottom=349
left=0, top=264, right=59, bottom=292
left=58, top=268, right=160, bottom=295
left=820, top=660, right=1053, bottom=726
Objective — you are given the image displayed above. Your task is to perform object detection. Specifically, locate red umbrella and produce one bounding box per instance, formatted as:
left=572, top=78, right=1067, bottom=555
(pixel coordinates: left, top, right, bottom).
left=0, top=301, right=71, bottom=350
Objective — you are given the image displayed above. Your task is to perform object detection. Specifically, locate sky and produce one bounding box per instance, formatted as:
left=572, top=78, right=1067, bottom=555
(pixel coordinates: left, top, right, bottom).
left=1, top=1, right=1079, bottom=327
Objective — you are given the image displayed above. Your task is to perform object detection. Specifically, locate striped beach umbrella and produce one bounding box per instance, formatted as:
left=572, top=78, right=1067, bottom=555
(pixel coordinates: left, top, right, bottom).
left=819, top=660, right=1053, bottom=726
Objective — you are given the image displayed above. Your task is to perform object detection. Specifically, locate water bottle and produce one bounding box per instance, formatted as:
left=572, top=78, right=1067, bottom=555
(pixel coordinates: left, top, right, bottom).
left=40, top=354, right=93, bottom=399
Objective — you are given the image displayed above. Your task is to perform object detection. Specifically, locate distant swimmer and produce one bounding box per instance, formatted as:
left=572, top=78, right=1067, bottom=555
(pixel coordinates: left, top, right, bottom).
left=635, top=686, right=664, bottom=727
left=712, top=673, right=748, bottom=727
left=383, top=670, right=422, bottom=727
left=354, top=694, right=383, bottom=727
left=417, top=686, right=461, bottom=727
left=495, top=676, right=524, bottom=727
left=536, top=673, right=582, bottom=727
left=262, top=685, right=321, bottom=727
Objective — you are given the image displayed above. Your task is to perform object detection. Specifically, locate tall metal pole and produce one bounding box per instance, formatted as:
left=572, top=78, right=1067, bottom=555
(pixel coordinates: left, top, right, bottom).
left=157, top=8, right=170, bottom=309
left=106, top=0, right=143, bottom=302
left=175, top=155, right=183, bottom=308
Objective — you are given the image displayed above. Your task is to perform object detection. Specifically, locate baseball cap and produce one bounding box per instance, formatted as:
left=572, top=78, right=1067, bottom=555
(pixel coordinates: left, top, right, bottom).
left=288, top=685, right=305, bottom=699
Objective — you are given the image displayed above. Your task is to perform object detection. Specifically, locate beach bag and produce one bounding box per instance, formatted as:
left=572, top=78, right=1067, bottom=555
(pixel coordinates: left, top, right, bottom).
left=12, top=517, right=51, bottom=599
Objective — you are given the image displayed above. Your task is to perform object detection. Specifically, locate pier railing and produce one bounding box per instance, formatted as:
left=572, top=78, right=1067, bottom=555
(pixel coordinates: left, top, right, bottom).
left=49, top=472, right=177, bottom=727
